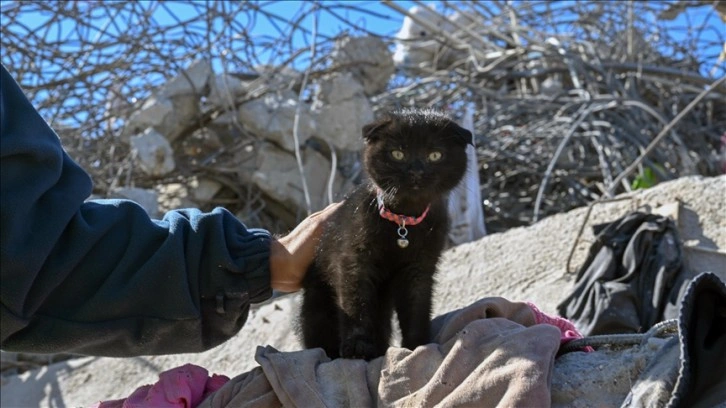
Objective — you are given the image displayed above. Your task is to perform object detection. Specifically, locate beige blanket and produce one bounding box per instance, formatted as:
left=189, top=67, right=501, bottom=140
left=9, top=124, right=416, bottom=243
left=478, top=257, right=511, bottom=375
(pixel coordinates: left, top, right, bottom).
left=200, top=297, right=560, bottom=408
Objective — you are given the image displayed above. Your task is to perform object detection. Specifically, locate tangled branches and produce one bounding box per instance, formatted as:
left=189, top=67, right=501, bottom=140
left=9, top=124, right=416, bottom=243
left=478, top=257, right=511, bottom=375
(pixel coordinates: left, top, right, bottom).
left=2, top=1, right=724, bottom=234
left=378, top=0, right=725, bottom=230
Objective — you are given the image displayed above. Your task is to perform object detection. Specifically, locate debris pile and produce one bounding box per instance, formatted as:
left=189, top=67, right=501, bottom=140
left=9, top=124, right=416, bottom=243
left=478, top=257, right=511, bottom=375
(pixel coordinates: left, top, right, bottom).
left=2, top=1, right=724, bottom=234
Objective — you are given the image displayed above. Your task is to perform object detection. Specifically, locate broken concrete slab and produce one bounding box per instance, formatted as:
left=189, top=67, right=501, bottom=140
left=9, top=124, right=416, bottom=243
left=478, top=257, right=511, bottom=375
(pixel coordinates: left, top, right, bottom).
left=331, top=36, right=394, bottom=96
left=253, top=64, right=301, bottom=91
left=130, top=128, right=176, bottom=177
left=123, top=93, right=200, bottom=142
left=189, top=176, right=223, bottom=203
left=245, top=142, right=343, bottom=213
left=159, top=59, right=212, bottom=98
left=312, top=73, right=373, bottom=151
left=237, top=90, right=316, bottom=153
left=122, top=60, right=210, bottom=142
left=207, top=73, right=249, bottom=108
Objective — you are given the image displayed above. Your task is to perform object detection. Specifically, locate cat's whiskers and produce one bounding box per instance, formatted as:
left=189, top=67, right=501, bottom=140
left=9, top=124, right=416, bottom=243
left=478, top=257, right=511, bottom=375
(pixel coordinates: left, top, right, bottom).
left=382, top=186, right=399, bottom=204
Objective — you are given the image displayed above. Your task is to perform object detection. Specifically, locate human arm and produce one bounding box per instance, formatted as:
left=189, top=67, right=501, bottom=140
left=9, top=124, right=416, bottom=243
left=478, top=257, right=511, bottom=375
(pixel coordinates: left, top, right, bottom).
left=0, top=64, right=330, bottom=357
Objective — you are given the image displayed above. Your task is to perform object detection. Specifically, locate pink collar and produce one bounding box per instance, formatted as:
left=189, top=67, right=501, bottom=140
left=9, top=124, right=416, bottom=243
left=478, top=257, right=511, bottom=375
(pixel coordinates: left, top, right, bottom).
left=376, top=190, right=430, bottom=227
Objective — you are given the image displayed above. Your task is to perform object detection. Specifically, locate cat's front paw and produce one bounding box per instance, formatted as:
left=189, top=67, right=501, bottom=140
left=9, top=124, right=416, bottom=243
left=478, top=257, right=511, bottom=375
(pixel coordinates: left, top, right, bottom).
left=340, top=335, right=382, bottom=360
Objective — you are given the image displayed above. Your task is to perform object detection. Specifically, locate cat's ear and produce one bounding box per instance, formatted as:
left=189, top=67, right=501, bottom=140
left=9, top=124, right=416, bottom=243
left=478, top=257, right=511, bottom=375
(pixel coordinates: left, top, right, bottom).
left=362, top=118, right=392, bottom=143
left=447, top=122, right=473, bottom=146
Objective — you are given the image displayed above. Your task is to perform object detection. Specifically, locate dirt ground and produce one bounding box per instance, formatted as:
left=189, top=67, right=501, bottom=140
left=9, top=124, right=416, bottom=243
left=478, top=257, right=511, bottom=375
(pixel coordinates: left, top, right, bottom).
left=1, top=175, right=724, bottom=408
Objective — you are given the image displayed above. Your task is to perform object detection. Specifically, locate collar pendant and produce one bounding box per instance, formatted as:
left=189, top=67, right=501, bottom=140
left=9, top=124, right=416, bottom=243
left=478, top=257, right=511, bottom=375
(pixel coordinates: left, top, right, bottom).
left=376, top=189, right=430, bottom=249
left=396, top=221, right=409, bottom=248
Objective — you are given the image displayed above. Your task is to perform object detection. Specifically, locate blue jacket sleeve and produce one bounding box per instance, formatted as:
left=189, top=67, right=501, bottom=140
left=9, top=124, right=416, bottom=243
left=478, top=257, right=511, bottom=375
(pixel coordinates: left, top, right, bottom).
left=0, top=64, right=273, bottom=357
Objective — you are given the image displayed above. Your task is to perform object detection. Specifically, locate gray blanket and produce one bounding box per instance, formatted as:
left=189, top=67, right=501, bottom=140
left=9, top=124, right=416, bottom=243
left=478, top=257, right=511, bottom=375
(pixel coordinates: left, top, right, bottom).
left=200, top=297, right=560, bottom=408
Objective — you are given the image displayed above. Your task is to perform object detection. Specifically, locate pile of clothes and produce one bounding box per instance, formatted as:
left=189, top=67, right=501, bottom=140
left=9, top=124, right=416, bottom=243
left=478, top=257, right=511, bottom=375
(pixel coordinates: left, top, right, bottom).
left=95, top=210, right=726, bottom=408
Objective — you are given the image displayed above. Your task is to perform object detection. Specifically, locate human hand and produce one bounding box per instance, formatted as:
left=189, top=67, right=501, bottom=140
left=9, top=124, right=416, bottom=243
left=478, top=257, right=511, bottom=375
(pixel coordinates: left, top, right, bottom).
left=269, top=201, right=342, bottom=292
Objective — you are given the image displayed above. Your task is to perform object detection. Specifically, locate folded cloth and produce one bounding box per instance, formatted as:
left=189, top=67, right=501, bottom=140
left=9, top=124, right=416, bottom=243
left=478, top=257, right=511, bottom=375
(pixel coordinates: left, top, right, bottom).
left=91, top=364, right=229, bottom=408
left=199, top=297, right=561, bottom=408
left=93, top=297, right=572, bottom=407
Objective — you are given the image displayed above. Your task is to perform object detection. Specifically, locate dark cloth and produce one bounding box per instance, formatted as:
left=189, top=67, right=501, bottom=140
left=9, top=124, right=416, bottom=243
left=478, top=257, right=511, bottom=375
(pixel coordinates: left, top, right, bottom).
left=0, top=64, right=273, bottom=357
left=557, top=211, right=687, bottom=336
left=622, top=272, right=726, bottom=408
left=668, top=272, right=726, bottom=408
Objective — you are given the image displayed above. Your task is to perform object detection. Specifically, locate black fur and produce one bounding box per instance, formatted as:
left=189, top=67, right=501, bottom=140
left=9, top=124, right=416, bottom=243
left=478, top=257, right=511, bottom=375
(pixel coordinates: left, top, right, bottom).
left=300, top=108, right=472, bottom=360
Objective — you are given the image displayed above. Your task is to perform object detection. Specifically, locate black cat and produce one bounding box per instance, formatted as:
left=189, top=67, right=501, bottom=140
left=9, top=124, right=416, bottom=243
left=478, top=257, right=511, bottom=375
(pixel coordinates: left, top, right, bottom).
left=300, top=108, right=472, bottom=360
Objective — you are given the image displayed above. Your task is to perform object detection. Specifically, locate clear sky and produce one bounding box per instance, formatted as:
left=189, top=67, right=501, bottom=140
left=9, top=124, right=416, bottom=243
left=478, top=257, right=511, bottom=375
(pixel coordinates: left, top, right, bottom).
left=3, top=1, right=724, bottom=85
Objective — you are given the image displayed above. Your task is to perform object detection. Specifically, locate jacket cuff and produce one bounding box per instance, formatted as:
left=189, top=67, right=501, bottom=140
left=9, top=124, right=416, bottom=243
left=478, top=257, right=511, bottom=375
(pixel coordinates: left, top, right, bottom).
left=198, top=220, right=273, bottom=349
left=199, top=217, right=274, bottom=314
left=230, top=227, right=273, bottom=304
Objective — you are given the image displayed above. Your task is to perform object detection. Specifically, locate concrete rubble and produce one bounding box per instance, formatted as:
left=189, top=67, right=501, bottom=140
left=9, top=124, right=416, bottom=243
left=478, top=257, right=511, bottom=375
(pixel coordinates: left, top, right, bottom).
left=158, top=59, right=212, bottom=99
left=312, top=72, right=374, bottom=151
left=129, top=128, right=176, bottom=177
left=123, top=60, right=211, bottom=142
left=207, top=73, right=249, bottom=109
left=331, top=36, right=394, bottom=96
left=156, top=183, right=196, bottom=214
left=103, top=36, right=492, bottom=225
left=237, top=90, right=316, bottom=153
left=246, top=142, right=344, bottom=213
left=2, top=175, right=723, bottom=407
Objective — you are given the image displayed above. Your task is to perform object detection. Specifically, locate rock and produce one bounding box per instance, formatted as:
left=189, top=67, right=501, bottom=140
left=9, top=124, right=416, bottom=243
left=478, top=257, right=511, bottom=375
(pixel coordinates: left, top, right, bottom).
left=2, top=176, right=724, bottom=407
left=122, top=60, right=210, bottom=142
left=180, top=127, right=223, bottom=160
left=189, top=177, right=223, bottom=203
left=164, top=94, right=201, bottom=142
left=312, top=73, right=374, bottom=151
left=246, top=142, right=343, bottom=213
left=159, top=59, right=212, bottom=98
left=208, top=111, right=245, bottom=146
left=108, top=187, right=160, bottom=218
left=208, top=73, right=249, bottom=108
left=123, top=94, right=200, bottom=142
left=130, top=128, right=175, bottom=177
left=156, top=183, right=196, bottom=213
left=315, top=72, right=364, bottom=105
left=237, top=90, right=316, bottom=152
left=331, top=36, right=394, bottom=96
left=253, top=64, right=301, bottom=91
left=123, top=96, right=173, bottom=133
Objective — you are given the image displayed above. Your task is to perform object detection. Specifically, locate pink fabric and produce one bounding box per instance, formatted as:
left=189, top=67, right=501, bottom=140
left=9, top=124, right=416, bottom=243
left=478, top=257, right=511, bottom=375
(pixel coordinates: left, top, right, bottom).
left=527, top=302, right=593, bottom=352
left=91, top=364, right=230, bottom=408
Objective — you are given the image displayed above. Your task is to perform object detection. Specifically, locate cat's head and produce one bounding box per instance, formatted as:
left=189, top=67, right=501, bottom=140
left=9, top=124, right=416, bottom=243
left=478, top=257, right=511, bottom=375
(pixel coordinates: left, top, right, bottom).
left=361, top=108, right=472, bottom=201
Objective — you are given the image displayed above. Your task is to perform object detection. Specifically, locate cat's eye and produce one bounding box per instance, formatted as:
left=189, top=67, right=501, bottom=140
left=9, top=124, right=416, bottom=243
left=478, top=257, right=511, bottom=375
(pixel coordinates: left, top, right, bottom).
left=391, top=150, right=405, bottom=161
left=428, top=151, right=443, bottom=162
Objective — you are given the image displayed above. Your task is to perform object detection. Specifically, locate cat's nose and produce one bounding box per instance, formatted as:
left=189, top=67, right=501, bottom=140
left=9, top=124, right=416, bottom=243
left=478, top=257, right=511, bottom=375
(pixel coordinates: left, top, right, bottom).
left=409, top=160, right=425, bottom=179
